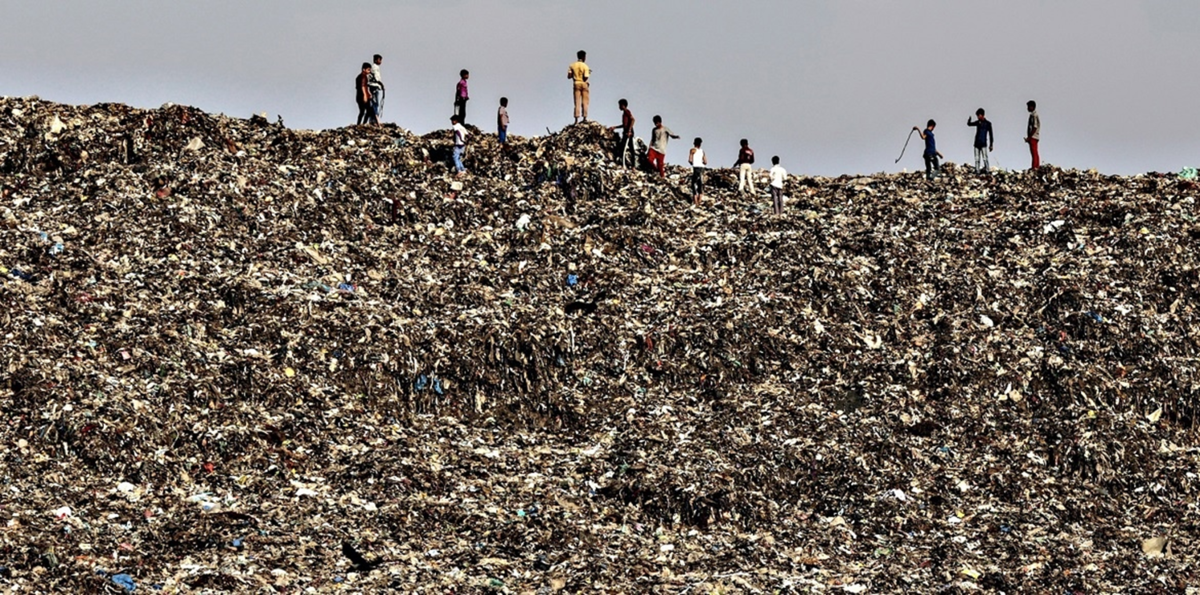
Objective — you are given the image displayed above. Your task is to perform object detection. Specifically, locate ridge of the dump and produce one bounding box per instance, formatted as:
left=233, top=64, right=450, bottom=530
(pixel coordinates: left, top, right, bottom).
left=2, top=97, right=1199, bottom=593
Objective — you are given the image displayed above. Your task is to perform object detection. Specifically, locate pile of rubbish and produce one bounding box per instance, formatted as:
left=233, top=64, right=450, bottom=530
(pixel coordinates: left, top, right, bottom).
left=2, top=97, right=1200, bottom=592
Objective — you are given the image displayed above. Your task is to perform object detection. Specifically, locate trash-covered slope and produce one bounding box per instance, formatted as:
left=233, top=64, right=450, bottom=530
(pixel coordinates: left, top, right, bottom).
left=2, top=97, right=1199, bottom=593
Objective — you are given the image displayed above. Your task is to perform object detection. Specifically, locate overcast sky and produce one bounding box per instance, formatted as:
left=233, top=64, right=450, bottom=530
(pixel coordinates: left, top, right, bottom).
left=3, top=0, right=1199, bottom=175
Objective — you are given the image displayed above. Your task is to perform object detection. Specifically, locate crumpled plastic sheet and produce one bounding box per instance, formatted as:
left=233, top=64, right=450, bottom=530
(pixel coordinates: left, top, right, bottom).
left=1, top=96, right=1199, bottom=592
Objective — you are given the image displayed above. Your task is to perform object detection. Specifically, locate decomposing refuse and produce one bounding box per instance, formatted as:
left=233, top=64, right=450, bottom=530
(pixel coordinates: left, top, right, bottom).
left=1, top=97, right=1199, bottom=592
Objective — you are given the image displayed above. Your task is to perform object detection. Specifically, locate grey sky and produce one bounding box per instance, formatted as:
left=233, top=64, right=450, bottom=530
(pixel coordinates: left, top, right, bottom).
left=2, top=0, right=1198, bottom=175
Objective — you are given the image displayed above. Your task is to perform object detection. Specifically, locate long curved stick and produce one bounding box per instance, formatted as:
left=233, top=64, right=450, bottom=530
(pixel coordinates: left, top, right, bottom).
left=895, top=129, right=916, bottom=164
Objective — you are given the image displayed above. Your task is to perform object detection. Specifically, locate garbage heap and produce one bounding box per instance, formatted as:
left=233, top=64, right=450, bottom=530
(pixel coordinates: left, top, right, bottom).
left=2, top=97, right=1199, bottom=593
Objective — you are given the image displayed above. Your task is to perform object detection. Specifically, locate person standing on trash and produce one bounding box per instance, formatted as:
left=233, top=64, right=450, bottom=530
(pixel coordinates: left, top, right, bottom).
left=454, top=70, right=470, bottom=124
left=966, top=108, right=994, bottom=173
left=568, top=51, right=591, bottom=124
left=368, top=54, right=385, bottom=124
left=735, top=139, right=756, bottom=194
left=355, top=63, right=373, bottom=126
left=498, top=97, right=510, bottom=144
left=1025, top=100, right=1041, bottom=170
left=608, top=99, right=635, bottom=166
left=688, top=137, right=708, bottom=205
left=769, top=156, right=787, bottom=215
left=451, top=114, right=469, bottom=176
left=647, top=116, right=679, bottom=177
left=914, top=120, right=944, bottom=181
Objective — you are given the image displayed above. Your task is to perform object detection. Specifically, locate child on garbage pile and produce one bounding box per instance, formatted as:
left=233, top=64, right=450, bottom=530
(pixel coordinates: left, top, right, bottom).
left=914, top=120, right=943, bottom=181
left=454, top=70, right=470, bottom=124
left=647, top=116, right=679, bottom=177
left=497, top=97, right=510, bottom=144
left=735, top=139, right=756, bottom=194
left=967, top=108, right=994, bottom=173
left=451, top=114, right=469, bottom=176
left=355, top=63, right=373, bottom=126
left=608, top=99, right=635, bottom=166
left=769, top=156, right=787, bottom=215
left=688, top=137, right=708, bottom=205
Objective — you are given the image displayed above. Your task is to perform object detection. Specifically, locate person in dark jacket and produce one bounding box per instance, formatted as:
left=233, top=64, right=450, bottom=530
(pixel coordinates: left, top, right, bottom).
left=967, top=108, right=994, bottom=173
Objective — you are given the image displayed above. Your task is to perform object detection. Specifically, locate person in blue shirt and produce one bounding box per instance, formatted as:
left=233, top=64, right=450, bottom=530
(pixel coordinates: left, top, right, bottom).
left=913, top=120, right=943, bottom=180
left=967, top=108, right=994, bottom=173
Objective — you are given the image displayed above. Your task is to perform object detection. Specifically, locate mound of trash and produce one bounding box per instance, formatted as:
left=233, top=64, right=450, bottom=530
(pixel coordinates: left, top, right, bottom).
left=2, top=97, right=1199, bottom=592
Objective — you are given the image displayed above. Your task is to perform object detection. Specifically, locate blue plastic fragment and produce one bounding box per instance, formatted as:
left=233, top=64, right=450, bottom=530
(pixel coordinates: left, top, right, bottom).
left=415, top=375, right=429, bottom=391
left=112, top=573, right=136, bottom=592
left=232, top=537, right=244, bottom=548
left=433, top=378, right=444, bottom=395
left=567, top=274, right=578, bottom=286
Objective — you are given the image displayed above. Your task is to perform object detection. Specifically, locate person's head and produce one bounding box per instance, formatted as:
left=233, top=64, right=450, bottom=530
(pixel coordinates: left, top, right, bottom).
left=460, top=69, right=469, bottom=79
left=975, top=108, right=985, bottom=118
left=740, top=139, right=749, bottom=148
left=693, top=137, right=702, bottom=148
left=373, top=54, right=383, bottom=65
left=772, top=156, right=780, bottom=166
left=361, top=62, right=372, bottom=73
left=450, top=115, right=460, bottom=124
left=577, top=50, right=586, bottom=61
left=1027, top=100, right=1037, bottom=112
left=618, top=98, right=628, bottom=109
left=653, top=115, right=662, bottom=126
left=926, top=119, right=936, bottom=130
left=500, top=97, right=508, bottom=107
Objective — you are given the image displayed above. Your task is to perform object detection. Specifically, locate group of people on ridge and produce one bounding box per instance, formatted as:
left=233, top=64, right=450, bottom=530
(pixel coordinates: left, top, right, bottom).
left=914, top=101, right=1043, bottom=180
left=357, top=50, right=997, bottom=211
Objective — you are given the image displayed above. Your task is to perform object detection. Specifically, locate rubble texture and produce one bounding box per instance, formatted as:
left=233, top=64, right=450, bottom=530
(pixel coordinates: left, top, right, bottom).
left=2, top=97, right=1199, bottom=593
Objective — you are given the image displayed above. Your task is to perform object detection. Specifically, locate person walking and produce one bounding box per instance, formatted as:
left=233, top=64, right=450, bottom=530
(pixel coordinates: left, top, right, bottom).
left=735, top=139, right=756, bottom=194
left=913, top=120, right=943, bottom=181
left=355, top=63, right=373, bottom=126
left=769, top=156, right=787, bottom=215
left=568, top=51, right=591, bottom=124
left=647, top=116, right=679, bottom=177
left=967, top=108, right=994, bottom=172
left=688, top=138, right=708, bottom=205
left=1025, top=100, right=1041, bottom=170
left=608, top=99, right=636, bottom=167
left=497, top=97, right=510, bottom=144
left=454, top=70, right=470, bottom=124
left=369, top=54, right=385, bottom=123
left=451, top=114, right=469, bottom=176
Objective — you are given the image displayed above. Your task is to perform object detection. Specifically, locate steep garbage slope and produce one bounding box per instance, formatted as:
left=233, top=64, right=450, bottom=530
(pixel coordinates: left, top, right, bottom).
left=1, top=97, right=1199, bottom=592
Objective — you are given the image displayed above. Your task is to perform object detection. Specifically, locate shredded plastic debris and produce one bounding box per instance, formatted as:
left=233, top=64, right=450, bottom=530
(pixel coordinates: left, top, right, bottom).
left=1, top=97, right=1199, bottom=592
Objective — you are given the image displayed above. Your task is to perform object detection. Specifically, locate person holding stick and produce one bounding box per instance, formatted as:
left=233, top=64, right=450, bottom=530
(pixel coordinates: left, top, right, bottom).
left=913, top=120, right=943, bottom=181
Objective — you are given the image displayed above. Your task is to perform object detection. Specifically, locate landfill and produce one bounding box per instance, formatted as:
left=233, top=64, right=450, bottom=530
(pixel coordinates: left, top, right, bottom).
left=2, top=96, right=1199, bottom=593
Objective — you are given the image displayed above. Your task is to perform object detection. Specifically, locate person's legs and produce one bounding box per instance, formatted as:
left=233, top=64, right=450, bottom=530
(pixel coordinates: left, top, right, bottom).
left=573, top=87, right=582, bottom=122
left=924, top=155, right=934, bottom=180
left=772, top=186, right=783, bottom=214
left=357, top=102, right=370, bottom=125
left=974, top=147, right=983, bottom=172
left=499, top=128, right=507, bottom=144
left=648, top=149, right=664, bottom=176
left=982, top=148, right=989, bottom=172
left=738, top=164, right=748, bottom=193
left=1030, top=139, right=1040, bottom=169
left=372, top=89, right=384, bottom=121
left=580, top=85, right=589, bottom=121
left=453, top=146, right=465, bottom=173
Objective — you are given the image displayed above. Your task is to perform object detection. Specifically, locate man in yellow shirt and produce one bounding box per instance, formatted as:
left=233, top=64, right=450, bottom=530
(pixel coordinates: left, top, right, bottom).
left=568, top=50, right=591, bottom=124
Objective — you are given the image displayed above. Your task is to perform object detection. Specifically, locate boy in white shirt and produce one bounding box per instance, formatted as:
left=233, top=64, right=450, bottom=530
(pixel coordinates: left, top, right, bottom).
left=769, top=156, right=787, bottom=215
